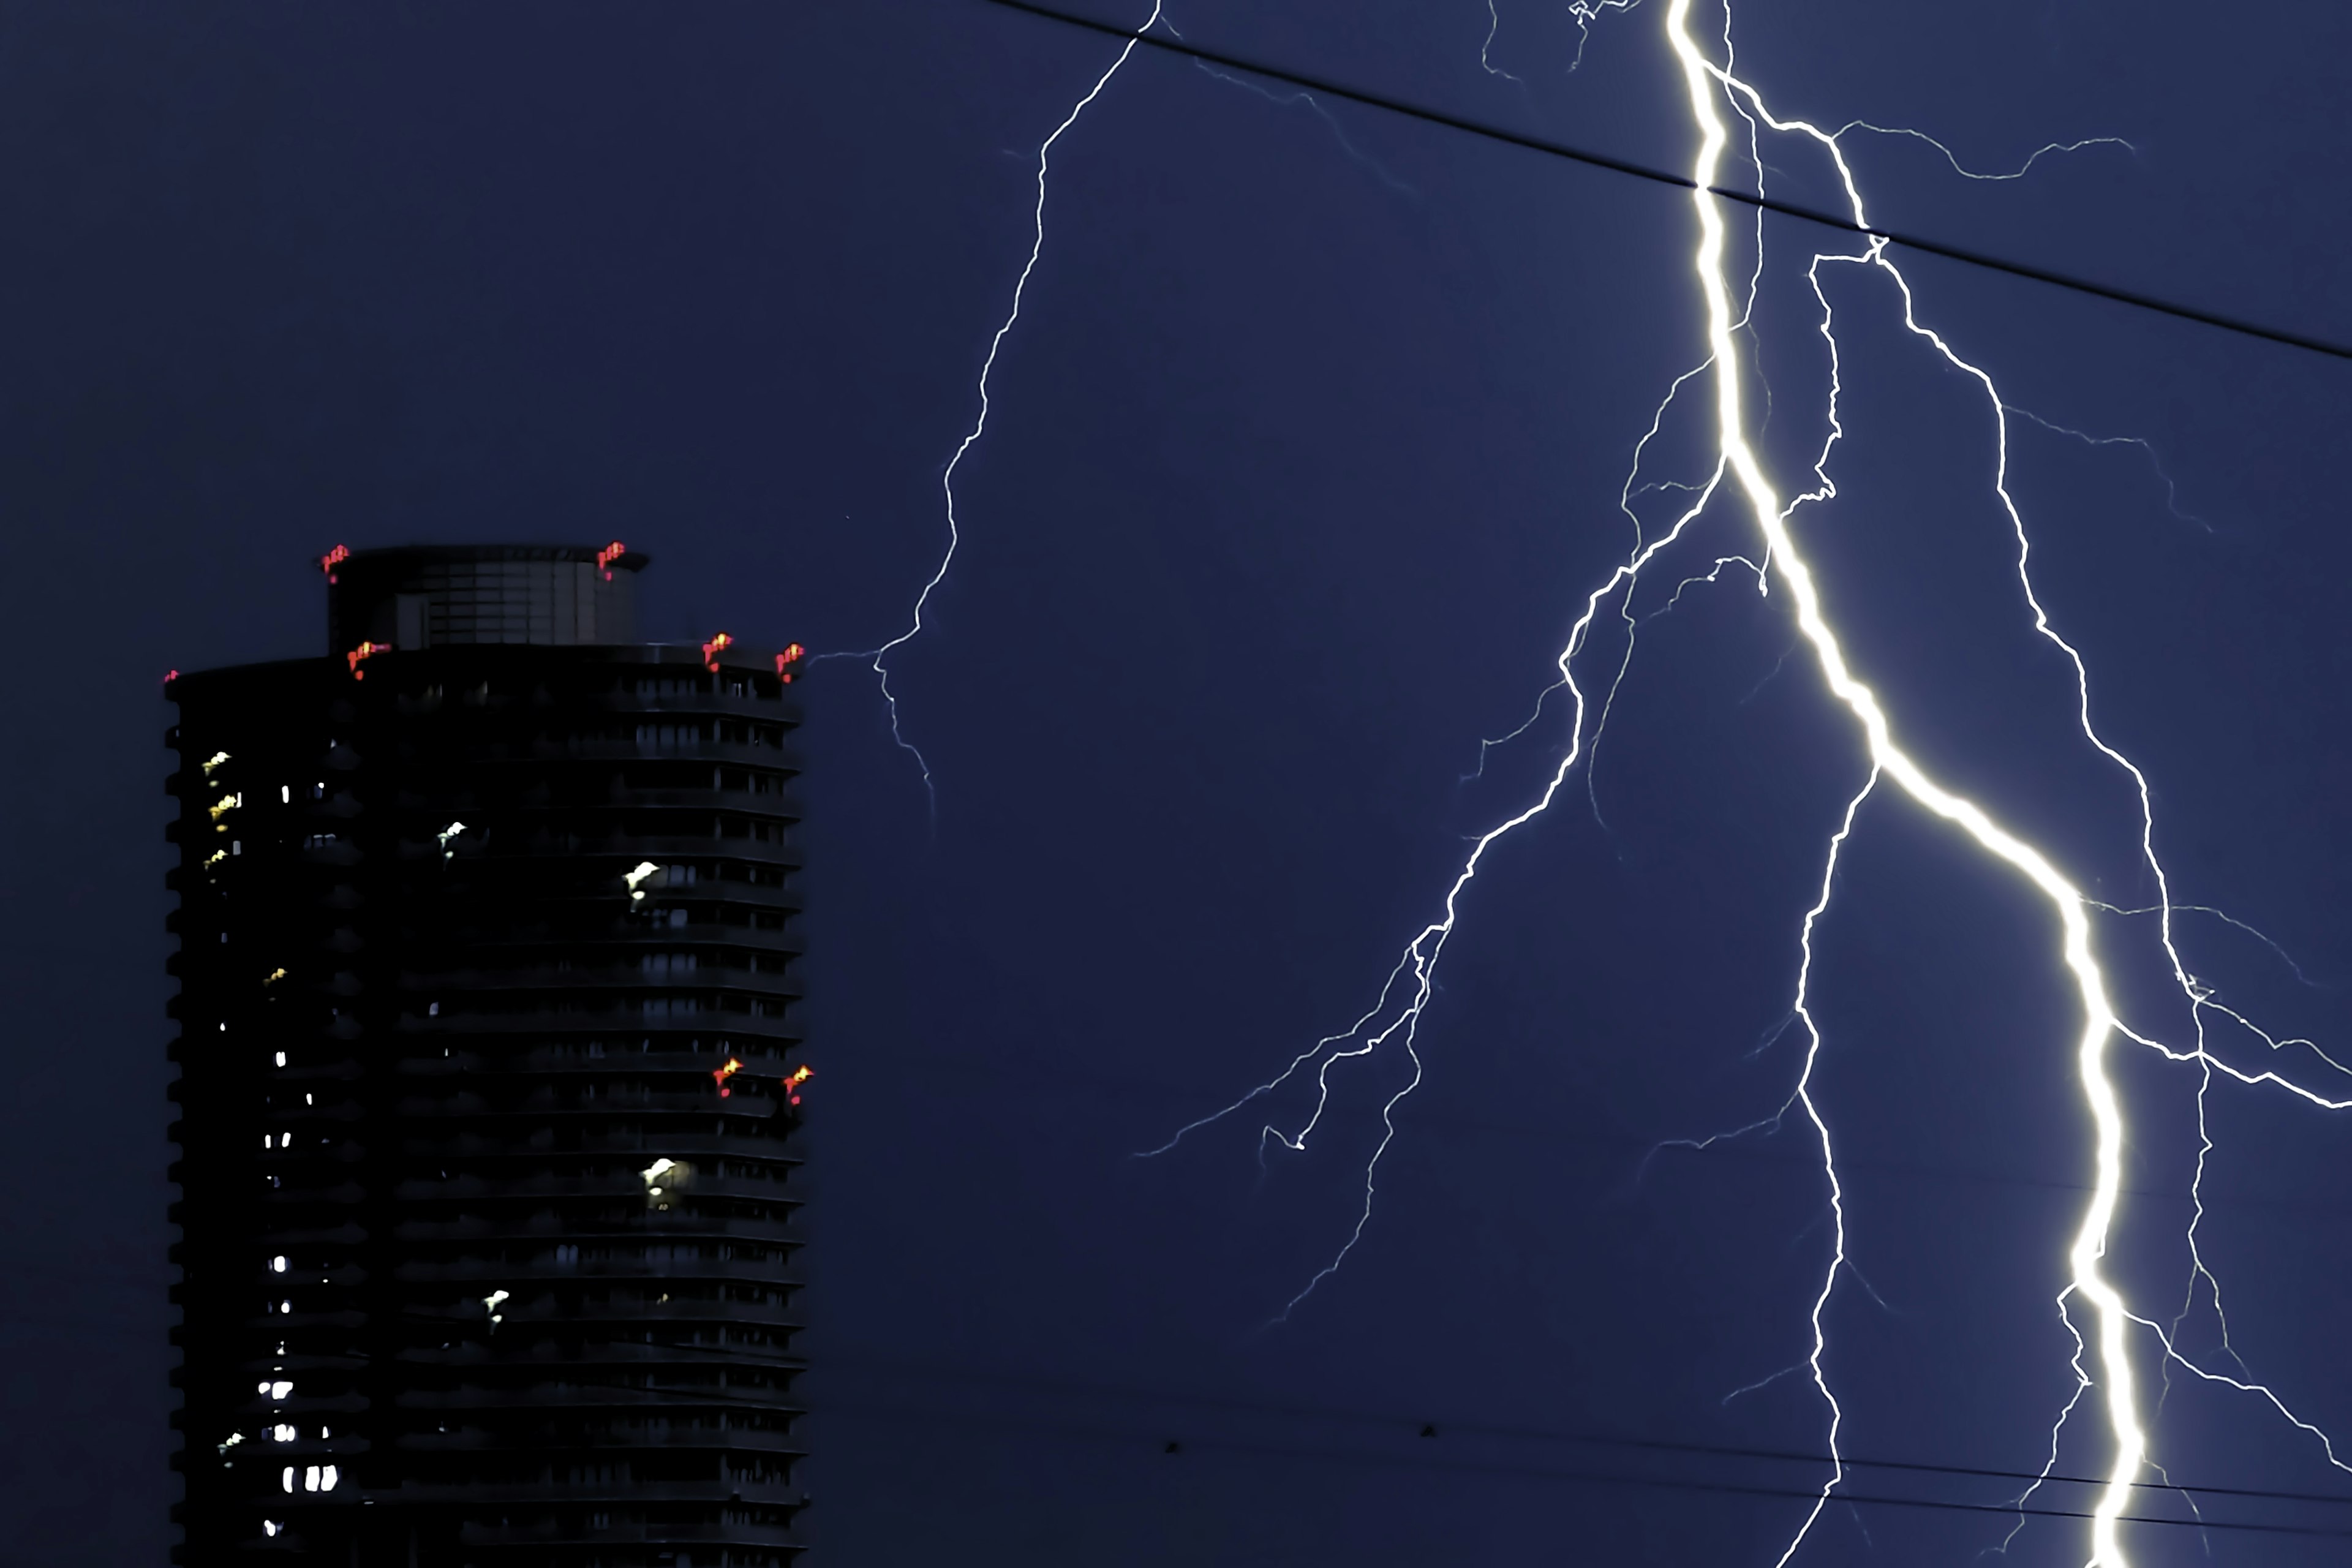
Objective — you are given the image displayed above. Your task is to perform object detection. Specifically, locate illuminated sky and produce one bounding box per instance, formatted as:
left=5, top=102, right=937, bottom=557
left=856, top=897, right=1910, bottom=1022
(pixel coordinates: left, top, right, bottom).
left=5, top=1, right=2352, bottom=1562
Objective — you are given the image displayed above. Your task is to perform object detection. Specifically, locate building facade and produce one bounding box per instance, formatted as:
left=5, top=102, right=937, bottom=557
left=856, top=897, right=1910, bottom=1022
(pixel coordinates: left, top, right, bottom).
left=165, top=545, right=809, bottom=1566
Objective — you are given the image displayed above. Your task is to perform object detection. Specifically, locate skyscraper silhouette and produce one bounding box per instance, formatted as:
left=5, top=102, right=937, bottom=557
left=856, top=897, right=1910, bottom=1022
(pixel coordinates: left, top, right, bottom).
left=167, top=545, right=808, bottom=1565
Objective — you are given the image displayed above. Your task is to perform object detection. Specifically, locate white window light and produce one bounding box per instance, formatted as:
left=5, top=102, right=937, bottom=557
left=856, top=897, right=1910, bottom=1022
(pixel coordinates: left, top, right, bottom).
left=321, top=1464, right=338, bottom=1490
left=270, top=1380, right=292, bottom=1399
left=263, top=1520, right=281, bottom=1537
left=273, top=1424, right=295, bottom=1442
left=281, top=1133, right=292, bottom=1147
left=271, top=1255, right=287, bottom=1273
left=280, top=785, right=290, bottom=804
left=281, top=1300, right=291, bottom=1313
left=282, top=1467, right=295, bottom=1494
left=303, top=1466, right=320, bottom=1491
left=274, top=1052, right=287, bottom=1067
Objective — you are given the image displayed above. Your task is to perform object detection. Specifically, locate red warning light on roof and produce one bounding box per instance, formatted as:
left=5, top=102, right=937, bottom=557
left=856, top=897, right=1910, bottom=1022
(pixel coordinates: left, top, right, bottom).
left=318, top=544, right=351, bottom=584
left=775, top=643, right=807, bottom=685
left=164, top=669, right=180, bottom=686
left=701, top=632, right=733, bottom=673
left=346, top=641, right=386, bottom=679
left=595, top=540, right=627, bottom=581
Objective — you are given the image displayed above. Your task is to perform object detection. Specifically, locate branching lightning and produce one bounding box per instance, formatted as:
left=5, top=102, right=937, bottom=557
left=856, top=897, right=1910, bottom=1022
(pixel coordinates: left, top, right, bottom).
left=879, top=0, right=2352, bottom=1558
left=859, top=1, right=1167, bottom=813
left=1134, top=2, right=2352, bottom=1561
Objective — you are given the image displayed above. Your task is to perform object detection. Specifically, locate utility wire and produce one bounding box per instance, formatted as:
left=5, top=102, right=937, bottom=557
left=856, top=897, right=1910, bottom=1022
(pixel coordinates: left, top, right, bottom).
left=978, top=0, right=2352, bottom=365
left=241, top=1313, right=2352, bottom=1534
left=838, top=1396, right=2352, bottom=1540
left=271, top=1324, right=2352, bottom=1517
left=820, top=1351, right=2352, bottom=1514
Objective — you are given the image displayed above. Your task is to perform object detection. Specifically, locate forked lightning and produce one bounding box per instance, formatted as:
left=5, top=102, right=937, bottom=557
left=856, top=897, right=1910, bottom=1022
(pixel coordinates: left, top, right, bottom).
left=886, top=1, right=2352, bottom=1559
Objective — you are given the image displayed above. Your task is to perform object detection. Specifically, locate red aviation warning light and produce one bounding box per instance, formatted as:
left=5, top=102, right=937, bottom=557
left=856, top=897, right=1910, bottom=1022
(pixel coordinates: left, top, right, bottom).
left=346, top=641, right=386, bottom=679
left=775, top=643, right=807, bottom=684
left=595, top=540, right=627, bottom=580
left=712, top=1057, right=743, bottom=1098
left=318, top=544, right=351, bottom=584
left=701, top=631, right=733, bottom=673
left=784, top=1065, right=813, bottom=1107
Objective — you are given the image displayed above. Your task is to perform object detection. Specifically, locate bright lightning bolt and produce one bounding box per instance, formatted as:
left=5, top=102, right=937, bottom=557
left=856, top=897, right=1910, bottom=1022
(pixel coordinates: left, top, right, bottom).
left=859, top=1, right=1167, bottom=813
left=1137, top=1, right=2352, bottom=1561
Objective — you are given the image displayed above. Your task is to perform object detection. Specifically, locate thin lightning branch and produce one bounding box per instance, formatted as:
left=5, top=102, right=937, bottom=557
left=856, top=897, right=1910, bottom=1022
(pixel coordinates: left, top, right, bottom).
left=1461, top=358, right=1717, bottom=788
left=867, top=1, right=1167, bottom=813
left=2130, top=1306, right=2352, bottom=1476
left=1142, top=465, right=1728, bottom=1322
left=1992, top=1295, right=2097, bottom=1558
left=1191, top=62, right=1420, bottom=195
left=1480, top=0, right=1525, bottom=85
left=2002, top=403, right=2214, bottom=533
left=1758, top=764, right=1877, bottom=1562
left=2089, top=900, right=2319, bottom=986
left=1566, top=0, right=1643, bottom=75
left=1830, top=122, right=2136, bottom=182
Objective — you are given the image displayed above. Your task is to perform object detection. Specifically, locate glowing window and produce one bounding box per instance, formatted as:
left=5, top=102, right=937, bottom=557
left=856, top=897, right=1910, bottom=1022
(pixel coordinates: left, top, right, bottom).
left=271, top=1256, right=287, bottom=1273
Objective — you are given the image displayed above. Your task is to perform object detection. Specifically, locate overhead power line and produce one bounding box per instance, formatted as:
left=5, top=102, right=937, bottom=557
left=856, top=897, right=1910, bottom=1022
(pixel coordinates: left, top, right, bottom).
left=978, top=0, right=2352, bottom=365
left=840, top=1396, right=2352, bottom=1540
left=823, top=1351, right=2352, bottom=1516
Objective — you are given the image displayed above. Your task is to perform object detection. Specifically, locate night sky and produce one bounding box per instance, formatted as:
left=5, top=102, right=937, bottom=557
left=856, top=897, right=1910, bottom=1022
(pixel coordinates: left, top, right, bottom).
left=6, top=1, right=2352, bottom=1562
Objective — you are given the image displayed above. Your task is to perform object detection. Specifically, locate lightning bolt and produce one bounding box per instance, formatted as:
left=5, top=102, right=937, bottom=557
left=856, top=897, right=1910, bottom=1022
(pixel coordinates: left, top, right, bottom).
left=1139, top=2, right=2352, bottom=1561
left=857, top=1, right=1167, bottom=813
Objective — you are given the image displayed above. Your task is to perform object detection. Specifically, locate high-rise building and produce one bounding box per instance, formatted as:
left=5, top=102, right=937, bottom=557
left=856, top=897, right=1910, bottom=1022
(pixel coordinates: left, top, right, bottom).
left=165, top=545, right=809, bottom=1566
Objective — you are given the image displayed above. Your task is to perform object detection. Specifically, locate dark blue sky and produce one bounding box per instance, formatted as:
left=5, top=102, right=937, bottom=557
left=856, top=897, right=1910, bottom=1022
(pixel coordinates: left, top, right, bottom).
left=6, top=1, right=2352, bottom=1562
